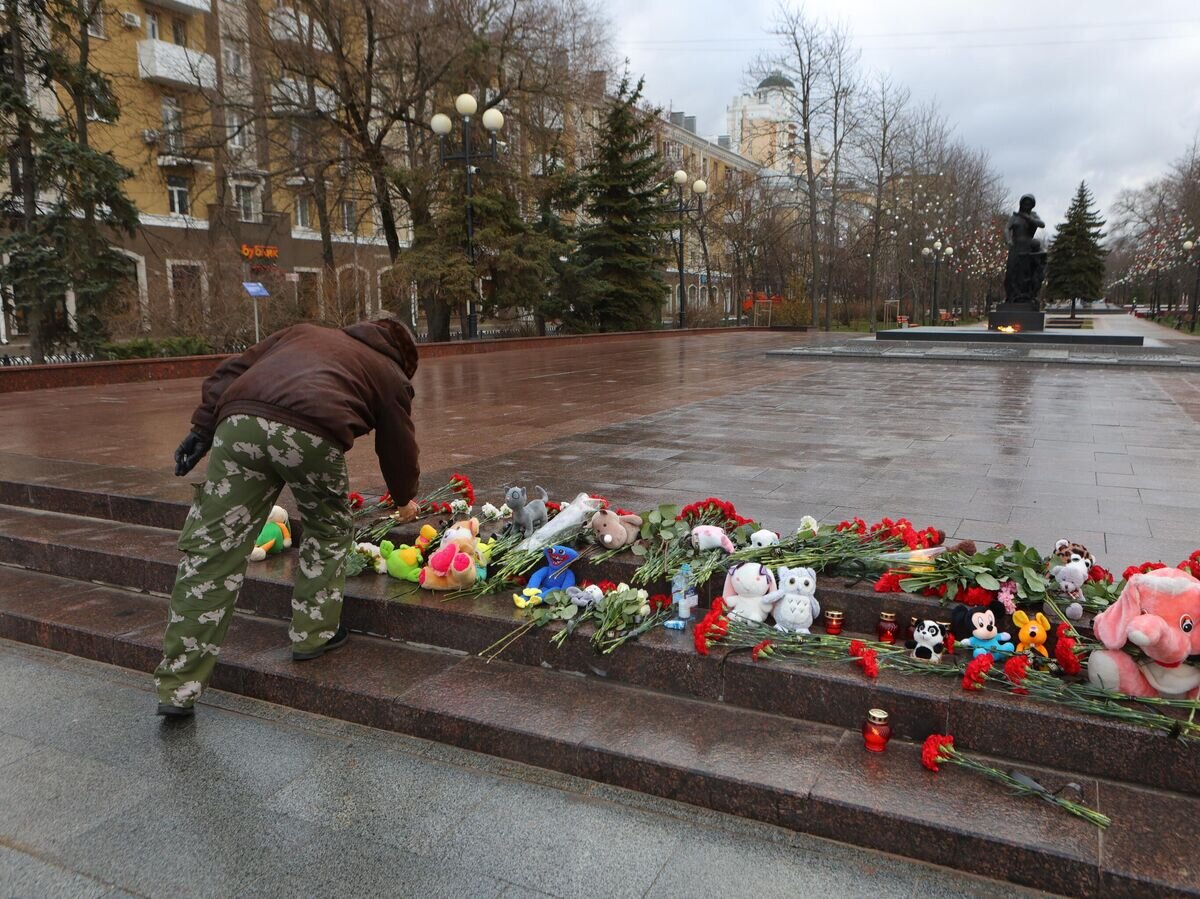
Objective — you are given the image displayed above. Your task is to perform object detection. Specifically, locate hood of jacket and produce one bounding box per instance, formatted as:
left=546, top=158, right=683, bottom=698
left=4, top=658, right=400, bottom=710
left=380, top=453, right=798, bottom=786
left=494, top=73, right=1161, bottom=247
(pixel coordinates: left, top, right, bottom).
left=343, top=319, right=419, bottom=379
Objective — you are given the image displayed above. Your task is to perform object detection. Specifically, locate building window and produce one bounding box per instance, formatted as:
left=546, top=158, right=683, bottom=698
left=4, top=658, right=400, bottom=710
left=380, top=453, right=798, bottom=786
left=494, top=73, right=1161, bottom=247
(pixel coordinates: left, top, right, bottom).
left=86, top=7, right=105, bottom=37
left=293, top=193, right=311, bottom=229
left=169, top=262, right=205, bottom=310
left=145, top=11, right=159, bottom=39
left=167, top=176, right=190, bottom=215
left=223, top=42, right=245, bottom=78
left=235, top=183, right=261, bottom=222
left=171, top=17, right=186, bottom=45
left=161, top=96, right=182, bottom=152
left=84, top=97, right=111, bottom=122
left=341, top=200, right=355, bottom=233
left=227, top=109, right=247, bottom=149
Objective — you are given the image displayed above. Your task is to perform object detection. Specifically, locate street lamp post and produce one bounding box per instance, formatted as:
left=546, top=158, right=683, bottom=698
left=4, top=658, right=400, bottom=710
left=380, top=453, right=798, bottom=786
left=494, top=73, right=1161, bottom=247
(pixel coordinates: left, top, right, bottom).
left=671, top=169, right=707, bottom=329
left=1185, top=239, right=1199, bottom=333
left=430, top=94, right=504, bottom=340
left=921, top=239, right=954, bottom=325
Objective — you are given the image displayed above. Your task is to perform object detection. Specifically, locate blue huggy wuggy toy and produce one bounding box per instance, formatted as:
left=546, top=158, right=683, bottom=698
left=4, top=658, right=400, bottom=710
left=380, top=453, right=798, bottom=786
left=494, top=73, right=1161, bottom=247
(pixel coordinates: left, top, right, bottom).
left=527, top=545, right=579, bottom=592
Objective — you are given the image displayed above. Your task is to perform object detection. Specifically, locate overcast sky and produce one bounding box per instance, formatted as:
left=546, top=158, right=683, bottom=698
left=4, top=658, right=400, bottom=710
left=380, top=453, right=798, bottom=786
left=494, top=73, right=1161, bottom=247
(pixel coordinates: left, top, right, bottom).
left=606, top=0, right=1200, bottom=229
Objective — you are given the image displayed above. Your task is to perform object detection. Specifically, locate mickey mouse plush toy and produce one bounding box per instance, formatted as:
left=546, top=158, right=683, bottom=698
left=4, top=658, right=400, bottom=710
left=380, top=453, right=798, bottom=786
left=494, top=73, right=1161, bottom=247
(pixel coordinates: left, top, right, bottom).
left=951, top=601, right=1016, bottom=659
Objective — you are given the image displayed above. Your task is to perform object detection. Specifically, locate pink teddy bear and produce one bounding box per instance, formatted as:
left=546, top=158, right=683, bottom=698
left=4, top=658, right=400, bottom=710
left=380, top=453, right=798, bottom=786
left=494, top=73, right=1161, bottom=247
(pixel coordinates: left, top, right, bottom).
left=1087, top=567, right=1200, bottom=699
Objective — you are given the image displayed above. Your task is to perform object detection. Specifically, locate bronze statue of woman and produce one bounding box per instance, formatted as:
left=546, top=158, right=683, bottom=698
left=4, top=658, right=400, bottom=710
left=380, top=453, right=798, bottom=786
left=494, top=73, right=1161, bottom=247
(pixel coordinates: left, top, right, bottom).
left=1003, top=194, right=1048, bottom=307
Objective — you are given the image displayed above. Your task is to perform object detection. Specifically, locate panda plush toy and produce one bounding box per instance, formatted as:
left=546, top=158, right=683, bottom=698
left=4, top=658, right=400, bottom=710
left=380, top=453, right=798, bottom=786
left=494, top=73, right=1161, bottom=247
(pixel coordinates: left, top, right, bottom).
left=906, top=619, right=946, bottom=663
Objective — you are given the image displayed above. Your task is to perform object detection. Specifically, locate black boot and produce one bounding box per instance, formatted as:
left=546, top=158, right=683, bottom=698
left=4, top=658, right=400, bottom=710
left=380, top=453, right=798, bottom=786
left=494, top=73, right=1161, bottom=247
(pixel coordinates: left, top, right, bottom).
left=157, top=703, right=195, bottom=718
left=292, top=625, right=350, bottom=661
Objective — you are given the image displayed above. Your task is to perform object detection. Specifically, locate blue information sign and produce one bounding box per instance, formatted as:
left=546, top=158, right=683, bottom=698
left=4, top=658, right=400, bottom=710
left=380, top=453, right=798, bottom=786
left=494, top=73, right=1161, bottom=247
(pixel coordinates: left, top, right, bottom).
left=243, top=282, right=270, bottom=298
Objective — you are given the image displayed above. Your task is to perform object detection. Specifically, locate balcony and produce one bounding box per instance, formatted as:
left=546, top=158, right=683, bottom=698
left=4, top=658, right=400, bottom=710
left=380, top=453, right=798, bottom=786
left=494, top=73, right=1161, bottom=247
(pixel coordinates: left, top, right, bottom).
left=268, top=7, right=330, bottom=51
left=147, top=0, right=210, bottom=13
left=137, top=40, right=216, bottom=92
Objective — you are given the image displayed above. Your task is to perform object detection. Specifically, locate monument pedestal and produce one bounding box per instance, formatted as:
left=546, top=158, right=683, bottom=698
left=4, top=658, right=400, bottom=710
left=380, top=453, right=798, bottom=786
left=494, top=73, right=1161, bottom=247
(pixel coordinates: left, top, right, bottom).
left=988, top=303, right=1045, bottom=332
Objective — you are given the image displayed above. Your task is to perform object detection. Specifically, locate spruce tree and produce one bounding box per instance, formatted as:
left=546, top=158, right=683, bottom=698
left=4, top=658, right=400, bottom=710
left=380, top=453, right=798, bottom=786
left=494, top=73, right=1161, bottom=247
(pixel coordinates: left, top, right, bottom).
left=572, top=74, right=667, bottom=332
left=1046, top=181, right=1107, bottom=318
left=1, top=0, right=140, bottom=360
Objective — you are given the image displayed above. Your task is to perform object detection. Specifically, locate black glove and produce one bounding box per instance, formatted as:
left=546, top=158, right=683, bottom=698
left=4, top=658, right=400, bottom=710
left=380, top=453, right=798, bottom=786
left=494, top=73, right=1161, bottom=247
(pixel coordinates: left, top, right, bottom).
left=174, top=431, right=213, bottom=476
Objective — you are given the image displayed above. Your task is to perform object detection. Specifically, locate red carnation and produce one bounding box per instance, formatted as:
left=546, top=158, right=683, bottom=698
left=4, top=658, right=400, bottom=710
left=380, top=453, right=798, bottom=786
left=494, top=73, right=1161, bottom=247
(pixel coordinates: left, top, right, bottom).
left=750, top=639, right=773, bottom=661
left=693, top=619, right=711, bottom=655
left=1088, top=565, right=1113, bottom=584
left=874, top=571, right=903, bottom=593
left=1003, top=655, right=1030, bottom=694
left=956, top=585, right=997, bottom=607
left=380, top=493, right=393, bottom=507
left=348, top=492, right=365, bottom=510
left=922, top=584, right=948, bottom=599
left=921, top=734, right=956, bottom=772
left=649, top=594, right=672, bottom=613
left=1122, top=561, right=1165, bottom=581
left=858, top=649, right=880, bottom=678
left=943, top=633, right=955, bottom=654
left=962, top=653, right=994, bottom=691
left=848, top=639, right=866, bottom=658
left=710, top=597, right=728, bottom=615
left=597, top=580, right=618, bottom=594
left=1055, top=636, right=1082, bottom=675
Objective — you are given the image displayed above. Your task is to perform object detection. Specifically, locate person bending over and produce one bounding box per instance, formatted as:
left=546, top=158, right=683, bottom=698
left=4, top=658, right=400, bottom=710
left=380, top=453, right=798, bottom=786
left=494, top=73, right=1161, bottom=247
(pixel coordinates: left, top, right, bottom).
left=155, top=314, right=422, bottom=717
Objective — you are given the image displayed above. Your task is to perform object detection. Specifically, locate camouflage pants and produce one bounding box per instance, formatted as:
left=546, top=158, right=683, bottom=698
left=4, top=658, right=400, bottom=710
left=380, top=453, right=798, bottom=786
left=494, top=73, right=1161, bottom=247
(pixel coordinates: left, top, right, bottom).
left=154, top=415, right=351, bottom=709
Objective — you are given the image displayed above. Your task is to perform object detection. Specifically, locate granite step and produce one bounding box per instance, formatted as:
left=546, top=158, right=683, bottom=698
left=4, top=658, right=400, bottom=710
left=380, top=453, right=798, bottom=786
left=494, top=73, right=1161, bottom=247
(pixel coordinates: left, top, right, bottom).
left=0, top=564, right=1194, bottom=898
left=0, top=502, right=1197, bottom=799
left=0, top=462, right=967, bottom=633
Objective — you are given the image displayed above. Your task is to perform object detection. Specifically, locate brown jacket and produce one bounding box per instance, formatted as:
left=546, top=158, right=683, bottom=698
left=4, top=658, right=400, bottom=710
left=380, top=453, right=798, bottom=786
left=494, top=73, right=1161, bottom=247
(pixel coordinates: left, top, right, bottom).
left=191, top=320, right=420, bottom=503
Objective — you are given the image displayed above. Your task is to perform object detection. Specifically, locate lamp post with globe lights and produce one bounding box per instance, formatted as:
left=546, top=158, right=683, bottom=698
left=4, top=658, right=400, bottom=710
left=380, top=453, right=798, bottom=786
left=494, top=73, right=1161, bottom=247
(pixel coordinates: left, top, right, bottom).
left=1185, top=239, right=1199, bottom=333
left=670, top=169, right=707, bottom=329
left=430, top=94, right=504, bottom=339
left=921, top=238, right=954, bottom=325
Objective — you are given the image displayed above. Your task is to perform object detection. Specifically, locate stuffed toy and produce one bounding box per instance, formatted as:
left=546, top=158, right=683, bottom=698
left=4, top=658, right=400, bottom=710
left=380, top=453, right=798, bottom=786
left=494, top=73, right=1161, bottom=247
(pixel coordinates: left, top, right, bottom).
left=749, top=529, right=780, bottom=549
left=250, top=506, right=292, bottom=561
left=950, top=601, right=1015, bottom=659
left=691, top=525, right=735, bottom=554
left=526, top=545, right=579, bottom=593
left=722, top=562, right=784, bottom=623
left=590, top=509, right=643, bottom=549
left=566, top=584, right=605, bottom=608
left=906, top=619, right=946, bottom=663
left=1054, top=539, right=1094, bottom=567
left=1012, top=609, right=1051, bottom=657
left=1049, top=552, right=1089, bottom=621
left=419, top=517, right=482, bottom=591
left=379, top=525, right=441, bottom=582
left=772, top=566, right=820, bottom=633
left=506, top=485, right=549, bottom=538
left=1087, top=567, right=1200, bottom=698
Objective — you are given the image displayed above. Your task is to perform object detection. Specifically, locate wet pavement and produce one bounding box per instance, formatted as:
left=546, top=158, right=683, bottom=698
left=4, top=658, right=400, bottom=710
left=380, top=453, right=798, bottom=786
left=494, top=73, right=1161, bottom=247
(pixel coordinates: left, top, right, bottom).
left=0, top=638, right=1033, bottom=899
left=2, top=328, right=1200, bottom=569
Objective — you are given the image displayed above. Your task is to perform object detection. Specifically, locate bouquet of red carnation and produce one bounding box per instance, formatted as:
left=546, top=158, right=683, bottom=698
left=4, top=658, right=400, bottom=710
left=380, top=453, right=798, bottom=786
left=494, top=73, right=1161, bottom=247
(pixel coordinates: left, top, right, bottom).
left=418, top=472, right=475, bottom=514
left=677, top=496, right=756, bottom=530
left=921, top=733, right=1109, bottom=828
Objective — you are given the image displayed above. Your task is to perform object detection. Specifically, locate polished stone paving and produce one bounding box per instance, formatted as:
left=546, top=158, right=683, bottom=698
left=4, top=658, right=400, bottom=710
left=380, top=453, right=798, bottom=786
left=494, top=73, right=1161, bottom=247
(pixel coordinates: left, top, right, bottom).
left=0, top=638, right=1032, bottom=899
left=3, top=329, right=1200, bottom=568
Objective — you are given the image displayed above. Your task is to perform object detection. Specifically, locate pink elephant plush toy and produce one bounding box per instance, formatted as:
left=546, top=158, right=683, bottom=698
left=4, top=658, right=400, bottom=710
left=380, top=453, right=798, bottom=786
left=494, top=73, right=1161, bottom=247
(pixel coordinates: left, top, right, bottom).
left=1087, top=567, right=1200, bottom=699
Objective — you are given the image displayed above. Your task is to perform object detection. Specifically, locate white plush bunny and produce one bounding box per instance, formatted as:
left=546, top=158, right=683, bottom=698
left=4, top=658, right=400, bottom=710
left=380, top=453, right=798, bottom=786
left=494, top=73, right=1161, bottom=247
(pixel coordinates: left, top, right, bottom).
left=722, top=563, right=784, bottom=623
left=772, top=566, right=820, bottom=633
left=1050, top=553, right=1090, bottom=595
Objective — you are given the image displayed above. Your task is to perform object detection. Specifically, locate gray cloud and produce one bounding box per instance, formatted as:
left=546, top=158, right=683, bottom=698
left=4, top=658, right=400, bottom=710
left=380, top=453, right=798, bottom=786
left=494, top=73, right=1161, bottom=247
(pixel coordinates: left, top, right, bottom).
left=609, top=0, right=1200, bottom=228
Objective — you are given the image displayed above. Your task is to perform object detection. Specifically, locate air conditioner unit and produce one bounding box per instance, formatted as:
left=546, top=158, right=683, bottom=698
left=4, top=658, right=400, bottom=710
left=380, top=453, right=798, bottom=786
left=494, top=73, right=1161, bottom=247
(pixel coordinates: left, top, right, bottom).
left=121, top=11, right=140, bottom=27
left=142, top=129, right=160, bottom=145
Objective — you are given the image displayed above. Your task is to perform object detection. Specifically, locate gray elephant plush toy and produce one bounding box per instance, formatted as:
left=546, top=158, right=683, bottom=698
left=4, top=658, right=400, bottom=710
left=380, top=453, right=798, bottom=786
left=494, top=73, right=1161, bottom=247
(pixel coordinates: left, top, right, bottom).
left=506, top=485, right=549, bottom=538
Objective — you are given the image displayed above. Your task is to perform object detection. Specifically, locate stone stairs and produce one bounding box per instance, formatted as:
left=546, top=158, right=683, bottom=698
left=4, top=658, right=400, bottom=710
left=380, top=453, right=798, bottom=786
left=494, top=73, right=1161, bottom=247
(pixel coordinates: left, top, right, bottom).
left=0, top=460, right=1197, bottom=896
